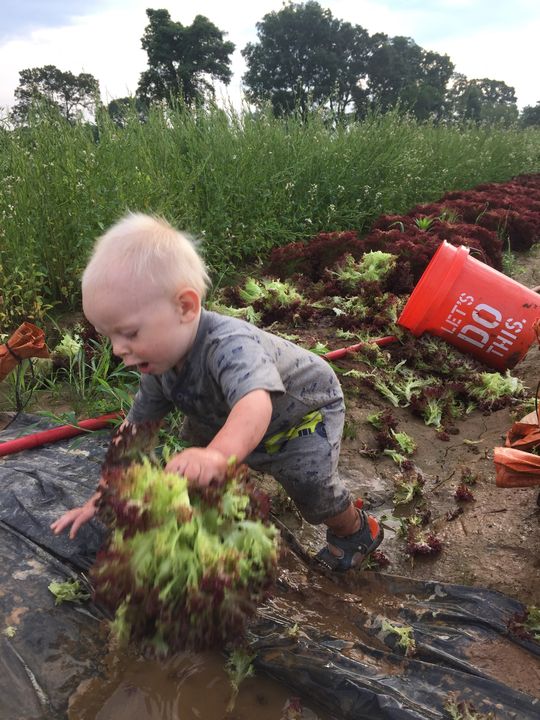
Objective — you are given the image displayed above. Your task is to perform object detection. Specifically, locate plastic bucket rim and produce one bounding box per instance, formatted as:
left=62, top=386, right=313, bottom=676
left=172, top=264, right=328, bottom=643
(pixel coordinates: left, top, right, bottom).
left=398, top=242, right=470, bottom=335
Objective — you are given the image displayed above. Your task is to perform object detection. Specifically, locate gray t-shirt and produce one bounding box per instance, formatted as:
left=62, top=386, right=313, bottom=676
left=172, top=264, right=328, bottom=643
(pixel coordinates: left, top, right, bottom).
left=127, top=309, right=343, bottom=445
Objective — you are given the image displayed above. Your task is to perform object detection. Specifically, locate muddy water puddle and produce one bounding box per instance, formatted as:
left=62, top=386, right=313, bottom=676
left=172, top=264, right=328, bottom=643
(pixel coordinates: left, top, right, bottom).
left=67, top=562, right=391, bottom=720
left=69, top=648, right=331, bottom=719
left=69, top=556, right=540, bottom=718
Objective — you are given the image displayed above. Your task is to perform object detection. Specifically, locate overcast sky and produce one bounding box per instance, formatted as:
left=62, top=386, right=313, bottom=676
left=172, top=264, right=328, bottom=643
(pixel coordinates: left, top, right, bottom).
left=1, top=0, right=538, bottom=111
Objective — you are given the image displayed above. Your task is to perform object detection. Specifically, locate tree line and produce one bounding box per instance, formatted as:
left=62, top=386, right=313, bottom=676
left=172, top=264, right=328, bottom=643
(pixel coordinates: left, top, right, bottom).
left=9, top=2, right=540, bottom=127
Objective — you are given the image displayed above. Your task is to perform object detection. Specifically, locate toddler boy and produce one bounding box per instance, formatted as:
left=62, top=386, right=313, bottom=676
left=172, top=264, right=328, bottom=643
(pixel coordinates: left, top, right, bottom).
left=52, top=213, right=383, bottom=570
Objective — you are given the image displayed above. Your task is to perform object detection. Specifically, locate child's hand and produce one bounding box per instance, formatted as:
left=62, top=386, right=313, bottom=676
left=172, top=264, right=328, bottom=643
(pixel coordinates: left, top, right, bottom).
left=50, top=491, right=101, bottom=539
left=165, top=447, right=228, bottom=486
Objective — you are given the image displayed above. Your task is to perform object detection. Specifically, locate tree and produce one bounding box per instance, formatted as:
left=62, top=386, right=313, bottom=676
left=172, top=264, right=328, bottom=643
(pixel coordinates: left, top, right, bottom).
left=242, top=1, right=372, bottom=119
left=520, top=102, right=540, bottom=128
left=446, top=73, right=482, bottom=122
left=366, top=36, right=454, bottom=120
left=106, top=97, right=148, bottom=126
left=474, top=79, right=518, bottom=124
left=137, top=9, right=234, bottom=106
left=12, top=65, right=100, bottom=124
left=447, top=75, right=518, bottom=125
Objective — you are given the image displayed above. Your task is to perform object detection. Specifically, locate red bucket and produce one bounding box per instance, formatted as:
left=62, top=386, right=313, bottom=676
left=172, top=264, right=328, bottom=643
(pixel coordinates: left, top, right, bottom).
left=397, top=241, right=540, bottom=371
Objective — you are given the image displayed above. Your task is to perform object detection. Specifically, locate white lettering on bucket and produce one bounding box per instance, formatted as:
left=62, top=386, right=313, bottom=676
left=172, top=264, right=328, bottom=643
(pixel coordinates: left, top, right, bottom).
left=441, top=293, right=475, bottom=335
left=486, top=346, right=505, bottom=358
left=505, top=319, right=525, bottom=334
left=441, top=294, right=527, bottom=360
left=486, top=319, right=527, bottom=357
left=457, top=325, right=490, bottom=348
left=472, top=304, right=502, bottom=329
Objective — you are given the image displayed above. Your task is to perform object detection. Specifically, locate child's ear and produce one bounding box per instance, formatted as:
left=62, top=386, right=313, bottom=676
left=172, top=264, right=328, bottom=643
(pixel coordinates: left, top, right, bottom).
left=174, top=288, right=200, bottom=322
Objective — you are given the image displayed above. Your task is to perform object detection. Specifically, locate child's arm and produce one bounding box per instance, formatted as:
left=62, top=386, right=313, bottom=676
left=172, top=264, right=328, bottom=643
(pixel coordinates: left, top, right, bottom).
left=52, top=371, right=171, bottom=539
left=52, top=391, right=272, bottom=533
left=165, top=389, right=272, bottom=485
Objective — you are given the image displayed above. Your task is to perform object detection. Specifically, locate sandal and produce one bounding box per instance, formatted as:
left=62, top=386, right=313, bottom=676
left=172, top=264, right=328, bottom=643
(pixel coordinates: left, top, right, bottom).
left=316, top=509, right=384, bottom=571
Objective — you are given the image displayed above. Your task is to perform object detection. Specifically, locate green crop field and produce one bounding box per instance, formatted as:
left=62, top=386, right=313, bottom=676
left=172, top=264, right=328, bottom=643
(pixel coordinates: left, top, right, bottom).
left=1, top=103, right=539, bottom=327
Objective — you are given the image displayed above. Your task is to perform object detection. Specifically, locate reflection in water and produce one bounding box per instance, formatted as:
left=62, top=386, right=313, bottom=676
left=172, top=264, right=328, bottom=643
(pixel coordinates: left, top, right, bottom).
left=68, top=648, right=325, bottom=720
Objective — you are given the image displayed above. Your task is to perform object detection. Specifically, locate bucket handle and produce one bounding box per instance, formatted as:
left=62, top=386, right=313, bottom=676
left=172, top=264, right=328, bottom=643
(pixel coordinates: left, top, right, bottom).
left=532, top=319, right=540, bottom=425
left=468, top=247, right=488, bottom=263
left=533, top=378, right=540, bottom=428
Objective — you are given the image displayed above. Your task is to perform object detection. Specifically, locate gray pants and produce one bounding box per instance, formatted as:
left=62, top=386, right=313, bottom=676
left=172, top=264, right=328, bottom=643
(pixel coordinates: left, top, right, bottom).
left=181, top=399, right=350, bottom=524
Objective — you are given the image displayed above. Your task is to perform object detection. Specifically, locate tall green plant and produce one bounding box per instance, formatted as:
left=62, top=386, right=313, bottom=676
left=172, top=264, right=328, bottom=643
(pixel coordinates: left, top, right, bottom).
left=1, top=331, right=138, bottom=418
left=1, top=103, right=539, bottom=317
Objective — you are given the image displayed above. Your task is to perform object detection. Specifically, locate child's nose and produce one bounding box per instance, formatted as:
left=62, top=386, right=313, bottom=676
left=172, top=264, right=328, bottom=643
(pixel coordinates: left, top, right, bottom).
left=112, top=338, right=129, bottom=358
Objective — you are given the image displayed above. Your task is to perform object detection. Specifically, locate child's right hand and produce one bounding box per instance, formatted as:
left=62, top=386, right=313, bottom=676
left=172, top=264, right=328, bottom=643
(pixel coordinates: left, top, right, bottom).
left=165, top=447, right=228, bottom=486
left=50, top=491, right=101, bottom=539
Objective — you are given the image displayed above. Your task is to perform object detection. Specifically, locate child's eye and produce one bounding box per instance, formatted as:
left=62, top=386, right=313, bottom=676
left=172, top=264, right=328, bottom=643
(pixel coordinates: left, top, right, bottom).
left=125, top=331, right=138, bottom=340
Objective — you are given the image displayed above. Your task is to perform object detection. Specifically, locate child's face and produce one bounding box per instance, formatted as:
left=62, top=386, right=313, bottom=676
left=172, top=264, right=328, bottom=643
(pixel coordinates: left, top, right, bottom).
left=83, top=279, right=200, bottom=375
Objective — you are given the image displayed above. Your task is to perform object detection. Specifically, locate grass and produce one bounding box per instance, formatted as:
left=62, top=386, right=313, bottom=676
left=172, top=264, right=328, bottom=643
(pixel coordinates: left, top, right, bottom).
left=0, top=332, right=139, bottom=419
left=1, top=102, right=539, bottom=330
left=0, top=327, right=190, bottom=451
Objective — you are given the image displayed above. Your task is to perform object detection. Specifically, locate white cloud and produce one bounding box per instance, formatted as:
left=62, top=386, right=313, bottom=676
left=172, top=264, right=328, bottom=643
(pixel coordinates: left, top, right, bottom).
left=0, top=1, right=537, bottom=112
left=427, top=22, right=540, bottom=108
left=0, top=8, right=149, bottom=109
left=330, top=0, right=421, bottom=36
left=0, top=1, right=278, bottom=109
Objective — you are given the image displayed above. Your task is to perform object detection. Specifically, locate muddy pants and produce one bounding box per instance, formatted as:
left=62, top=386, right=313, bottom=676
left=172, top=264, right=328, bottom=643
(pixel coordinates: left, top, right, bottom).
left=184, top=399, right=350, bottom=524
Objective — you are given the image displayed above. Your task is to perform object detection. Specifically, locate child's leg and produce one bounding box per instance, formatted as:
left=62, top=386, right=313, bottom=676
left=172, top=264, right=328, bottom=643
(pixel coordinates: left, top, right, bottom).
left=247, top=400, right=383, bottom=570
left=248, top=401, right=350, bottom=523
left=325, top=502, right=361, bottom=534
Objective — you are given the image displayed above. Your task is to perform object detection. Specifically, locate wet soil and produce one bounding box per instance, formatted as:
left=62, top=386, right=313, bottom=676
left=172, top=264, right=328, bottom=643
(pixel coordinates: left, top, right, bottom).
left=275, top=247, right=540, bottom=607
left=465, top=637, right=540, bottom=696
left=2, top=251, right=540, bottom=718
left=267, top=558, right=540, bottom=699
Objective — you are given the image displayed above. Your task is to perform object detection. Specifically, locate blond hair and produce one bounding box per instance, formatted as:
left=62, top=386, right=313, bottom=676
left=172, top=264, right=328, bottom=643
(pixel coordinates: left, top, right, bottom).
left=82, top=213, right=210, bottom=298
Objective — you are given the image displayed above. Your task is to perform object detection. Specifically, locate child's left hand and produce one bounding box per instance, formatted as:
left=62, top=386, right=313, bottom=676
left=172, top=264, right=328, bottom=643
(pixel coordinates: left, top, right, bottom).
left=165, top=447, right=228, bottom=486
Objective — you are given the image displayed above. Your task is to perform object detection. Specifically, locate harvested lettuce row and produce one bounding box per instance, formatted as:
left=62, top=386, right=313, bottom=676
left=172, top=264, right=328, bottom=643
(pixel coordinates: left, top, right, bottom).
left=467, top=371, right=525, bottom=410
left=391, top=429, right=416, bottom=455
left=239, top=277, right=303, bottom=307
left=229, top=276, right=309, bottom=325
left=383, top=449, right=408, bottom=467
left=332, top=251, right=397, bottom=291
left=366, top=411, right=385, bottom=430
left=206, top=300, right=261, bottom=326
left=406, top=526, right=443, bottom=556
left=393, top=472, right=425, bottom=506
left=454, top=483, right=475, bottom=502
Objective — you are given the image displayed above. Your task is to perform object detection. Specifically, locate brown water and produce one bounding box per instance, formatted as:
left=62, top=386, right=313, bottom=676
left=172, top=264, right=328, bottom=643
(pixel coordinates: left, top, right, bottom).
left=67, top=555, right=540, bottom=717
left=68, top=647, right=330, bottom=720
left=66, top=560, right=364, bottom=720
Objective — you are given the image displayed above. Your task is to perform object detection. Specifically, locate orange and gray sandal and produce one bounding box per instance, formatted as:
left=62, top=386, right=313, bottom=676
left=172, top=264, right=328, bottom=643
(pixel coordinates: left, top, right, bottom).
left=316, top=509, right=384, bottom=571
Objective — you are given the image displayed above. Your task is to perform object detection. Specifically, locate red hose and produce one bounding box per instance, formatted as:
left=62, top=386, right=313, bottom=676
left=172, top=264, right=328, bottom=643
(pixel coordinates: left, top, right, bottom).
left=0, top=412, right=121, bottom=457
left=323, top=335, right=398, bottom=361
